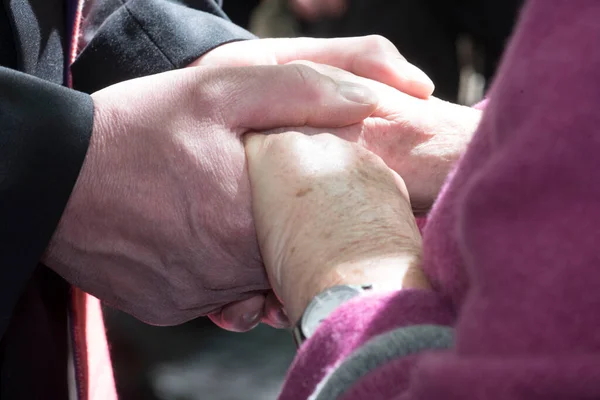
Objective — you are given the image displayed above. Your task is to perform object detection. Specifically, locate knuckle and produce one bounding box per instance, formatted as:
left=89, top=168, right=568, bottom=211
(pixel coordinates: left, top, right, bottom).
left=352, top=145, right=389, bottom=173
left=365, top=34, right=399, bottom=55
left=194, top=67, right=252, bottom=127
left=288, top=63, right=314, bottom=86
left=266, top=130, right=306, bottom=155
left=313, top=132, right=342, bottom=146
left=286, top=64, right=331, bottom=104
left=363, top=148, right=388, bottom=169
left=259, top=131, right=312, bottom=177
left=195, top=67, right=239, bottom=102
left=190, top=68, right=225, bottom=107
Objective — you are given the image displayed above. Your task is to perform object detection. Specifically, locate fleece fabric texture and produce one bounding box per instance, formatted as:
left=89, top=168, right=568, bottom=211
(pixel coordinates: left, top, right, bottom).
left=279, top=1, right=600, bottom=399
left=311, top=325, right=453, bottom=400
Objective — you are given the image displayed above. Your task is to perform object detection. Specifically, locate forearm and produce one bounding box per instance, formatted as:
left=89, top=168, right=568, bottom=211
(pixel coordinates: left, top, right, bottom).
left=284, top=253, right=428, bottom=325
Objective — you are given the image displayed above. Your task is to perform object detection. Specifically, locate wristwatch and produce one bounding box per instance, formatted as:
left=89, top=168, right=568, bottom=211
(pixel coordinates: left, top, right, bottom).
left=292, top=284, right=373, bottom=347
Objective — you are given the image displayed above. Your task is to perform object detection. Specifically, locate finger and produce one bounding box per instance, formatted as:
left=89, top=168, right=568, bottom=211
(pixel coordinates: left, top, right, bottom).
left=194, top=37, right=434, bottom=99
left=204, top=64, right=378, bottom=131
left=252, top=36, right=434, bottom=99
left=261, top=291, right=290, bottom=329
left=208, top=294, right=266, bottom=332
left=286, top=59, right=398, bottom=113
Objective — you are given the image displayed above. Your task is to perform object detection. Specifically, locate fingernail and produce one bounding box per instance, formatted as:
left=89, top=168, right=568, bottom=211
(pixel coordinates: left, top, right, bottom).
left=338, top=82, right=378, bottom=105
left=243, top=311, right=261, bottom=325
left=396, top=60, right=434, bottom=90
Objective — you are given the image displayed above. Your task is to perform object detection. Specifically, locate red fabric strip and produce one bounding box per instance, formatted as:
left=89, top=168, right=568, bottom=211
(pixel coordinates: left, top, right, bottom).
left=68, top=1, right=117, bottom=399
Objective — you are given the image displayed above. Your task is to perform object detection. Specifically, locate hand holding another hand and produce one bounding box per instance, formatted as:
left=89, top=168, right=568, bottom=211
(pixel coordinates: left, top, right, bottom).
left=259, top=62, right=482, bottom=213
left=44, top=36, right=477, bottom=333
left=195, top=35, right=439, bottom=329
left=197, top=36, right=476, bottom=329
left=241, top=62, right=481, bottom=322
left=198, top=37, right=480, bottom=212
left=198, top=35, right=478, bottom=327
left=44, top=63, right=378, bottom=329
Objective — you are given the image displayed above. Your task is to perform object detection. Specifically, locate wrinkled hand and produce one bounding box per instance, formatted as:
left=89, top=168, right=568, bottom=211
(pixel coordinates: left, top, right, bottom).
left=193, top=36, right=434, bottom=100
left=245, top=132, right=430, bottom=323
left=43, top=64, right=378, bottom=329
left=289, top=0, right=347, bottom=21
left=194, top=35, right=434, bottom=328
left=269, top=62, right=482, bottom=213
left=345, top=91, right=481, bottom=214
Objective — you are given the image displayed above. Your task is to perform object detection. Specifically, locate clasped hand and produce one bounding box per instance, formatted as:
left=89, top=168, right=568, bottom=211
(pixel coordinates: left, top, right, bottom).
left=43, top=36, right=478, bottom=332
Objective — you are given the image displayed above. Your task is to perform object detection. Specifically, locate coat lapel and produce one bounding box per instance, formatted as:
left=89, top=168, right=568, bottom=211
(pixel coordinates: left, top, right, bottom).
left=3, top=0, right=67, bottom=82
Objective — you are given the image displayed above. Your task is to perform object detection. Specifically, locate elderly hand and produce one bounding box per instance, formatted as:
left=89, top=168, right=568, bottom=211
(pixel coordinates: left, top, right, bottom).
left=193, top=35, right=434, bottom=329
left=266, top=62, right=482, bottom=213
left=238, top=64, right=479, bottom=326
left=340, top=91, right=481, bottom=214
left=43, top=63, right=378, bottom=329
left=245, top=132, right=430, bottom=323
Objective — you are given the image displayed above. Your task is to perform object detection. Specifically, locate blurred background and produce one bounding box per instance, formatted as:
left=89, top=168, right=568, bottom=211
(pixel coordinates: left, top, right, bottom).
left=102, top=0, right=524, bottom=398
left=105, top=309, right=295, bottom=400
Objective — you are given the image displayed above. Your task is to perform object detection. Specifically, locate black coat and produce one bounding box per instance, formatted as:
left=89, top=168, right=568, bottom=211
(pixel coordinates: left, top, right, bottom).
left=0, top=1, right=252, bottom=397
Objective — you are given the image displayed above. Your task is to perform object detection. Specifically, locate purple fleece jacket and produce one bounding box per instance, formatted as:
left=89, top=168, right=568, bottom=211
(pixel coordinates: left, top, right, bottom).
left=279, top=1, right=600, bottom=399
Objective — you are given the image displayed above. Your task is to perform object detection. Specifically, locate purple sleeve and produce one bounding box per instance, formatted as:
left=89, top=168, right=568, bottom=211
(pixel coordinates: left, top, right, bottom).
left=279, top=290, right=453, bottom=400
left=280, top=1, right=600, bottom=399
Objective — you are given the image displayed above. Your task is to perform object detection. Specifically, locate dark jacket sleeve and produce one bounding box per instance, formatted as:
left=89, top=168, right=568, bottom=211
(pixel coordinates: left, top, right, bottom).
left=0, top=0, right=249, bottom=337
left=0, top=67, right=94, bottom=337
left=72, top=0, right=256, bottom=93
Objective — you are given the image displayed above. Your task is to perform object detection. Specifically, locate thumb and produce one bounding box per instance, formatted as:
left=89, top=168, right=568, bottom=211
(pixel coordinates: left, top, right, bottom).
left=208, top=294, right=266, bottom=332
left=214, top=64, right=378, bottom=131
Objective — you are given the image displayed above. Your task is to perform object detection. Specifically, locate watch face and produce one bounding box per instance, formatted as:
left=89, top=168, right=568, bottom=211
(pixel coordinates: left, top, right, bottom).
left=301, top=285, right=363, bottom=338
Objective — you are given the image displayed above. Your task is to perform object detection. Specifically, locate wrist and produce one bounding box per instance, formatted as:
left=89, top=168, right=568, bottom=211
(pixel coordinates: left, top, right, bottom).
left=282, top=252, right=427, bottom=324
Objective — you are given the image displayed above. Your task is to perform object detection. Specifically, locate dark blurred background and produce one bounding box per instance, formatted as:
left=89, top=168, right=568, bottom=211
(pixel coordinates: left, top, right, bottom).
left=104, top=0, right=523, bottom=398
left=105, top=309, right=295, bottom=400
